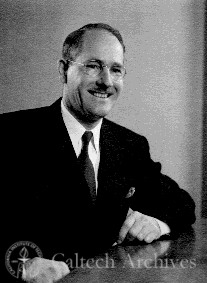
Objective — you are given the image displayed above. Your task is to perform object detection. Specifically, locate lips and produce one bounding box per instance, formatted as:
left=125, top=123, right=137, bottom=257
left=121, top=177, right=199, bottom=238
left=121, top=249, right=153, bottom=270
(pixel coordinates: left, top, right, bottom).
left=88, top=90, right=112, bottom=99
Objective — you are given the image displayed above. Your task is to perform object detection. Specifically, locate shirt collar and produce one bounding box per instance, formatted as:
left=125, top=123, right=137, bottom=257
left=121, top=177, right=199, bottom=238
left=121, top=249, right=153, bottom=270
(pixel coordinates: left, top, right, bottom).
left=61, top=99, right=102, bottom=153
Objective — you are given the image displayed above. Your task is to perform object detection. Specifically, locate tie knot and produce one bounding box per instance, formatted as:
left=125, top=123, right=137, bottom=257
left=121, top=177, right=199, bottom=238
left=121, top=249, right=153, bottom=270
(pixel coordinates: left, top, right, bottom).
left=82, top=131, right=93, bottom=146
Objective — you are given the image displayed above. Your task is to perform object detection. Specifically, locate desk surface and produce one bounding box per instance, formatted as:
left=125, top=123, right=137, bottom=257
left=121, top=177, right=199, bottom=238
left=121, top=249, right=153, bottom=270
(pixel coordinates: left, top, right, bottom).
left=59, top=219, right=207, bottom=283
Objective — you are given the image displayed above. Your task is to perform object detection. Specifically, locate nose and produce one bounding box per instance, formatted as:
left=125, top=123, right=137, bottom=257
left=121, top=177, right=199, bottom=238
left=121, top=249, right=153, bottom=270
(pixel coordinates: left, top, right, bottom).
left=97, top=66, right=113, bottom=87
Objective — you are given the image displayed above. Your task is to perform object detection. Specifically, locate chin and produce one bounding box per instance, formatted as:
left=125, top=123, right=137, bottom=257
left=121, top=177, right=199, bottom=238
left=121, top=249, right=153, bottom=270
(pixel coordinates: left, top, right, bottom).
left=85, top=111, right=107, bottom=123
left=96, top=104, right=114, bottom=116
left=93, top=109, right=111, bottom=119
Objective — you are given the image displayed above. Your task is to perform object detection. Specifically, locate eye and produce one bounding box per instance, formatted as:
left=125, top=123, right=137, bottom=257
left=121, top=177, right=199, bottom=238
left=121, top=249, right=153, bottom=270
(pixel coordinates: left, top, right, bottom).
left=85, top=62, right=100, bottom=70
left=111, top=66, right=122, bottom=74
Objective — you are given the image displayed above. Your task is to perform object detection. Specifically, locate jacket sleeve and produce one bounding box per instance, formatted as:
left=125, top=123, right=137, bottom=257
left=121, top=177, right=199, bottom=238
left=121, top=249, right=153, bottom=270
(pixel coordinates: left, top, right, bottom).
left=129, top=136, right=196, bottom=234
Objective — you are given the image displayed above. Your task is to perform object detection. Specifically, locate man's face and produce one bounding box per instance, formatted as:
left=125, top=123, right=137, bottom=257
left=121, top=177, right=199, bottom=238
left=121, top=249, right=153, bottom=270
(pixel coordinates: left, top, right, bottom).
left=62, top=30, right=124, bottom=124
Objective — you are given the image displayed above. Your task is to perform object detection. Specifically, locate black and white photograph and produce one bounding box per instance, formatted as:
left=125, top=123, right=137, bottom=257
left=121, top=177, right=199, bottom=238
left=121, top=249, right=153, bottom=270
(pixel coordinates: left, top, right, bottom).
left=0, top=0, right=206, bottom=282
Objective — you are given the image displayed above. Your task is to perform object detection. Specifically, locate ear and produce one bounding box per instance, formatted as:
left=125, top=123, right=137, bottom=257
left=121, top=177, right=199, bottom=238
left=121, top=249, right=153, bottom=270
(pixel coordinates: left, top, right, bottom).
left=58, top=60, right=68, bottom=84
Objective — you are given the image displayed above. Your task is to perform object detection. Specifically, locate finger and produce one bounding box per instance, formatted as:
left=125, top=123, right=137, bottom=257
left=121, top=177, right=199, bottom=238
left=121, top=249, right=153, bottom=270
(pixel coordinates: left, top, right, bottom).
left=128, top=217, right=145, bottom=239
left=118, top=213, right=136, bottom=243
left=144, top=231, right=159, bottom=243
left=136, top=226, right=147, bottom=241
left=140, top=224, right=161, bottom=243
left=131, top=216, right=160, bottom=242
left=122, top=208, right=136, bottom=242
left=137, top=224, right=157, bottom=241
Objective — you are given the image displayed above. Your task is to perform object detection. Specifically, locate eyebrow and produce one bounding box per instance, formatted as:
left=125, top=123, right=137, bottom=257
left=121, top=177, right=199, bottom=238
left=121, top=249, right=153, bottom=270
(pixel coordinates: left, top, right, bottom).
left=85, top=58, right=124, bottom=68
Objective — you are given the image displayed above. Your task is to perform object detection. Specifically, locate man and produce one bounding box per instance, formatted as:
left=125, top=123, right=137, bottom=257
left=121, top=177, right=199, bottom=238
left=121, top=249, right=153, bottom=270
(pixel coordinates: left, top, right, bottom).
left=1, top=23, right=195, bottom=281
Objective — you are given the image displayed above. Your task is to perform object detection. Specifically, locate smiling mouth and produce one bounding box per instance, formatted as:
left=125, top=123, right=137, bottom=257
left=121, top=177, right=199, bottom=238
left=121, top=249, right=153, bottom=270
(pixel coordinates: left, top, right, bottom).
left=88, top=91, right=111, bottom=99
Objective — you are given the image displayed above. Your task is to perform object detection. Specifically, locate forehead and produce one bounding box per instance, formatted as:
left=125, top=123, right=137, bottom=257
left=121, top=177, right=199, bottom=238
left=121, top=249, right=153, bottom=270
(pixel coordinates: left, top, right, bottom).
left=78, top=30, right=124, bottom=64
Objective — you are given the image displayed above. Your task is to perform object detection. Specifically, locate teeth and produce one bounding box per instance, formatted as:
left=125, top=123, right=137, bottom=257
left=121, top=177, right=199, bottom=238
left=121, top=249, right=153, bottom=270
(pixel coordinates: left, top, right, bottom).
left=91, top=92, right=108, bottom=99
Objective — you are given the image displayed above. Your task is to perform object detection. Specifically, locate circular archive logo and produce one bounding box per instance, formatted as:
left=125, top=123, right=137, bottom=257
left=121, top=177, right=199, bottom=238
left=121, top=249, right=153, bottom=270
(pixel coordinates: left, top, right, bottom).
left=5, top=241, right=43, bottom=279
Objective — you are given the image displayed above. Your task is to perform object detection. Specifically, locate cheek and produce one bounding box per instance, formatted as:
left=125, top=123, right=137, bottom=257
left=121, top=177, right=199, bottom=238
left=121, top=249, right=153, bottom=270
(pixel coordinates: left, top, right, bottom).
left=67, top=77, right=84, bottom=100
left=66, top=69, right=82, bottom=89
left=115, top=81, right=123, bottom=94
left=78, top=78, right=96, bottom=97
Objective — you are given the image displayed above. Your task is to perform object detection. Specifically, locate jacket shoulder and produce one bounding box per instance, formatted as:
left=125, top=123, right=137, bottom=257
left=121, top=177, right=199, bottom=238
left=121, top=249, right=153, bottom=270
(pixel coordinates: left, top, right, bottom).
left=0, top=98, right=61, bottom=126
left=103, top=118, right=148, bottom=145
left=0, top=105, right=50, bottom=121
left=0, top=102, right=58, bottom=128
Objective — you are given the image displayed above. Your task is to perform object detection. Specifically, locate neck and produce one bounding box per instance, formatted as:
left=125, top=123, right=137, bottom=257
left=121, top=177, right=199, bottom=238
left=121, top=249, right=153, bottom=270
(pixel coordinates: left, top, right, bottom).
left=77, top=117, right=101, bottom=130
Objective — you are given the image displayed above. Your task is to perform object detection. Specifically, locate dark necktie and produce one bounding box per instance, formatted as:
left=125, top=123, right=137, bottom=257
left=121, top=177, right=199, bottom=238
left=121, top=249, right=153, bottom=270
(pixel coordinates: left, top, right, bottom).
left=78, top=131, right=96, bottom=204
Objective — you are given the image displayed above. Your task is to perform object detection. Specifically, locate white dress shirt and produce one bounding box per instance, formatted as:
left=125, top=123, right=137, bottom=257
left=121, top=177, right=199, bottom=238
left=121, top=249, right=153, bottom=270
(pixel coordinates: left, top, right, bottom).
left=61, top=100, right=170, bottom=236
left=61, top=100, right=102, bottom=190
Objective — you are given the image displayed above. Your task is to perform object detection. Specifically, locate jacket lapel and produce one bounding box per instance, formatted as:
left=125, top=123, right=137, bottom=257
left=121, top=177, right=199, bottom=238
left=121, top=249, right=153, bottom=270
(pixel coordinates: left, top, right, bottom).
left=97, top=119, right=133, bottom=203
left=47, top=98, right=95, bottom=206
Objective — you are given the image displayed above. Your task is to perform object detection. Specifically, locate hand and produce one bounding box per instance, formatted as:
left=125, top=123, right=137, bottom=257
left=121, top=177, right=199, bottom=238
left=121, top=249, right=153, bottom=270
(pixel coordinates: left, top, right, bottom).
left=22, top=257, right=70, bottom=283
left=118, top=209, right=161, bottom=244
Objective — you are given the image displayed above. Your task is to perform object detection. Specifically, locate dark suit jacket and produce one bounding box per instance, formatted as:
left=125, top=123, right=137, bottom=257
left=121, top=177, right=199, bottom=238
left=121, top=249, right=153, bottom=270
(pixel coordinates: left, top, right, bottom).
left=0, top=98, right=195, bottom=279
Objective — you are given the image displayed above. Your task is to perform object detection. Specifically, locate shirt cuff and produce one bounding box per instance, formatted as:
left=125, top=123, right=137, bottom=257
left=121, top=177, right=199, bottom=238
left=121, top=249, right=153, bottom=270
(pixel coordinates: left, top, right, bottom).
left=154, top=218, right=171, bottom=236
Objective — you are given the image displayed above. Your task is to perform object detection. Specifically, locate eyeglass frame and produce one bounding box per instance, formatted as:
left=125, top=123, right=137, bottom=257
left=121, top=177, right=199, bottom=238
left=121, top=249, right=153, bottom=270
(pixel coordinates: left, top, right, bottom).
left=66, top=59, right=126, bottom=81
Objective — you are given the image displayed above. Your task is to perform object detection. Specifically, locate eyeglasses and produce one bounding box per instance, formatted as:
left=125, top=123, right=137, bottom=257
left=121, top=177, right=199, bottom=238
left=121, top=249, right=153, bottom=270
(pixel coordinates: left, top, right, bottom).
left=67, top=60, right=126, bottom=81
